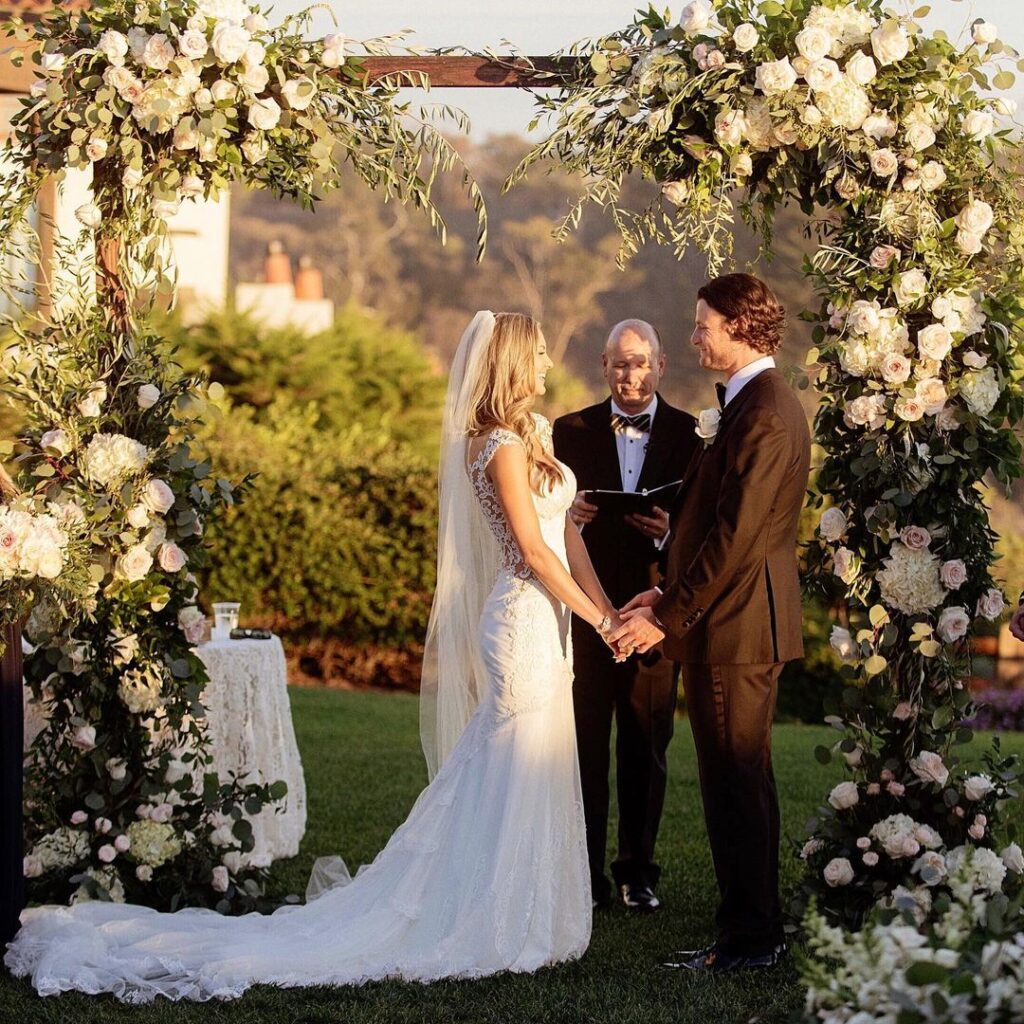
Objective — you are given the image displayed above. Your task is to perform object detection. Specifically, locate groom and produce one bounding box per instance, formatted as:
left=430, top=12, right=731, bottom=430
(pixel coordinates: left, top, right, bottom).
left=610, top=274, right=811, bottom=972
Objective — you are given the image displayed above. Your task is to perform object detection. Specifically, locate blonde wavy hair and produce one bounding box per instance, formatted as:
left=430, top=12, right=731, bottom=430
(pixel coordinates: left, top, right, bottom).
left=466, top=312, right=563, bottom=493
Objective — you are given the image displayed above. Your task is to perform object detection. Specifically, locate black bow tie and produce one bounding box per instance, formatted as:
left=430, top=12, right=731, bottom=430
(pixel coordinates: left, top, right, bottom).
left=715, top=383, right=727, bottom=410
left=611, top=412, right=651, bottom=434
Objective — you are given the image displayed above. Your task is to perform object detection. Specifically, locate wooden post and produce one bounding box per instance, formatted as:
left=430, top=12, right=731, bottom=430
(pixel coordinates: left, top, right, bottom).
left=0, top=622, right=24, bottom=946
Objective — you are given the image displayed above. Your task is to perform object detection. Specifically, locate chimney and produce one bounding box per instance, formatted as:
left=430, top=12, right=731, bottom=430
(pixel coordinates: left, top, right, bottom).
left=264, top=240, right=293, bottom=284
left=294, top=254, right=324, bottom=301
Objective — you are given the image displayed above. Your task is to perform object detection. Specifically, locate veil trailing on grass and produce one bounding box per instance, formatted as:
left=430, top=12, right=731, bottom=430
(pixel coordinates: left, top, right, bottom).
left=419, top=310, right=500, bottom=780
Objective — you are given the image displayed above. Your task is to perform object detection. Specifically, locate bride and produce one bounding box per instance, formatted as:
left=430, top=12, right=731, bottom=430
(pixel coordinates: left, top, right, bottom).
left=5, top=311, right=627, bottom=1001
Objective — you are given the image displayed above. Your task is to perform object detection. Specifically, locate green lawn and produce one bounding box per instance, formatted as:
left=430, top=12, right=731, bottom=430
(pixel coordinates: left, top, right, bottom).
left=2, top=687, right=1023, bottom=1024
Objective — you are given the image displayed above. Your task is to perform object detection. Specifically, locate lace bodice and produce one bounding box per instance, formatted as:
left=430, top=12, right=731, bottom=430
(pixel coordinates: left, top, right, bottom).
left=468, top=414, right=577, bottom=580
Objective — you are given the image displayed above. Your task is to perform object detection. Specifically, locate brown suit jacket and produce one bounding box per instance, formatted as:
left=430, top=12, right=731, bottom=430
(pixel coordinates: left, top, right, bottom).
left=653, top=369, right=811, bottom=665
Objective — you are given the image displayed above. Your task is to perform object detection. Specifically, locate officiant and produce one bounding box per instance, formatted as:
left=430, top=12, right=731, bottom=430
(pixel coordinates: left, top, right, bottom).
left=553, top=320, right=698, bottom=912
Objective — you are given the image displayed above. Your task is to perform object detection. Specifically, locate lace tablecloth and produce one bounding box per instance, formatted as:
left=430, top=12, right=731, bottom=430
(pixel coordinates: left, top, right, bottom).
left=196, top=636, right=307, bottom=862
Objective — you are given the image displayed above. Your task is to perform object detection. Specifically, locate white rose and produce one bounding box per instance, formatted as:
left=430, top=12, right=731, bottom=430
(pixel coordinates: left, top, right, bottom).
left=71, top=724, right=96, bottom=751
left=85, top=136, right=109, bottom=162
left=964, top=110, right=996, bottom=144
left=173, top=119, right=200, bottom=151
left=98, top=29, right=129, bottom=63
left=178, top=29, right=209, bottom=60
left=180, top=175, right=204, bottom=199
left=869, top=148, right=899, bottom=179
left=98, top=844, right=117, bottom=864
left=893, top=269, right=928, bottom=307
left=142, top=33, right=175, bottom=72
left=714, top=109, right=746, bottom=147
left=695, top=407, right=721, bottom=443
left=211, top=79, right=238, bottom=103
left=178, top=605, right=207, bottom=645
left=212, top=23, right=251, bottom=65
left=141, top=479, right=175, bottom=515
left=829, top=780, right=860, bottom=810
left=871, top=21, right=910, bottom=67
left=894, top=396, right=925, bottom=422
left=936, top=406, right=960, bottom=432
left=755, top=57, right=797, bottom=95
left=965, top=774, right=995, bottom=801
left=321, top=33, right=347, bottom=68
left=795, top=26, right=833, bottom=62
left=77, top=383, right=107, bottom=418
left=731, top=152, right=753, bottom=177
left=221, top=851, right=244, bottom=873
left=157, top=542, right=187, bottom=573
left=153, top=197, right=181, bottom=221
left=679, top=0, right=712, bottom=35
left=880, top=352, right=911, bottom=384
left=106, top=758, right=127, bottom=781
left=40, top=428, right=70, bottom=455
left=805, top=58, right=843, bottom=93
left=126, top=504, right=150, bottom=530
left=136, top=384, right=160, bottom=410
left=122, top=166, right=143, bottom=190
left=732, top=23, right=758, bottom=53
left=29, top=79, right=48, bottom=100
left=905, top=122, right=936, bottom=152
left=955, top=198, right=994, bottom=238
left=918, top=161, right=946, bottom=192
left=915, top=323, right=952, bottom=363
left=829, top=625, right=857, bottom=661
left=241, top=135, right=269, bottom=164
left=75, top=203, right=102, bottom=229
left=956, top=230, right=983, bottom=255
left=245, top=12, right=270, bottom=33
left=801, top=104, right=823, bottom=127
left=23, top=854, right=43, bottom=878
left=869, top=245, right=899, bottom=269
left=845, top=51, right=876, bottom=86
left=239, top=62, right=270, bottom=94
left=843, top=394, right=887, bottom=430
left=833, top=546, right=858, bottom=584
left=281, top=76, right=317, bottom=111
left=910, top=750, right=949, bottom=786
left=1001, top=843, right=1024, bottom=874
left=973, top=21, right=998, bottom=45
left=248, top=97, right=281, bottom=131
left=117, top=544, right=154, bottom=583
left=824, top=857, right=854, bottom=887
left=819, top=506, right=847, bottom=542
left=862, top=111, right=898, bottom=141
left=95, top=816, right=113, bottom=833
left=136, top=864, right=153, bottom=882
left=242, top=41, right=267, bottom=69
left=977, top=587, right=1005, bottom=620
left=211, top=864, right=230, bottom=891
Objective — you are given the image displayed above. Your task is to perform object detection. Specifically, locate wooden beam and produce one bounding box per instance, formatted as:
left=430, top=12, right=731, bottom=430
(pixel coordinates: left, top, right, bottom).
left=360, top=55, right=575, bottom=88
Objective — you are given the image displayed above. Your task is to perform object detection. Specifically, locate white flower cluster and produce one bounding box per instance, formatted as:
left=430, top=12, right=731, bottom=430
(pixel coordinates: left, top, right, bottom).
left=0, top=506, right=70, bottom=581
left=117, top=664, right=165, bottom=715
left=803, top=845, right=1024, bottom=1024
left=81, top=433, right=149, bottom=489
left=70, top=865, right=126, bottom=904
left=877, top=541, right=946, bottom=614
left=869, top=813, right=943, bottom=860
left=125, top=819, right=182, bottom=868
left=23, top=827, right=90, bottom=877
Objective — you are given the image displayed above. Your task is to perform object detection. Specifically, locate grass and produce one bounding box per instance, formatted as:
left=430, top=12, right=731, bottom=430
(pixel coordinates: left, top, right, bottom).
left=2, top=686, right=1023, bottom=1024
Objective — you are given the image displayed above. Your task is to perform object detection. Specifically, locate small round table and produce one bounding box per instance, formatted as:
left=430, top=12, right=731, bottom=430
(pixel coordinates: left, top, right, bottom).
left=196, top=635, right=307, bottom=861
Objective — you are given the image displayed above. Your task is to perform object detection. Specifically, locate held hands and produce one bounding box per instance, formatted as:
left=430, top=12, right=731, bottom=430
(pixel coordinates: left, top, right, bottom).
left=603, top=588, right=666, bottom=658
left=1011, top=604, right=1024, bottom=643
left=625, top=505, right=670, bottom=542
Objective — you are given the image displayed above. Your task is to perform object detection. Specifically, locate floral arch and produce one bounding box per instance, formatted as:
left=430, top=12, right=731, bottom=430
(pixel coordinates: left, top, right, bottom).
left=1, top=0, right=1023, bottom=1017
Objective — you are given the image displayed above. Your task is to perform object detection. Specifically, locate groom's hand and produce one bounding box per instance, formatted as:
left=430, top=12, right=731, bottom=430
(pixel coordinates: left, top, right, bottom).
left=569, top=491, right=599, bottom=527
left=619, top=587, right=663, bottom=614
left=625, top=506, right=669, bottom=541
left=608, top=607, right=666, bottom=655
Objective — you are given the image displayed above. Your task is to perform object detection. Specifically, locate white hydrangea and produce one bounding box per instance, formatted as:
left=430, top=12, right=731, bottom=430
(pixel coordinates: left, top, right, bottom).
left=815, top=75, right=871, bottom=130
left=125, top=819, right=182, bottom=868
left=29, top=827, right=90, bottom=872
left=877, top=542, right=945, bottom=614
left=870, top=813, right=926, bottom=859
left=959, top=366, right=1000, bottom=417
left=117, top=665, right=164, bottom=715
left=195, top=0, right=250, bottom=21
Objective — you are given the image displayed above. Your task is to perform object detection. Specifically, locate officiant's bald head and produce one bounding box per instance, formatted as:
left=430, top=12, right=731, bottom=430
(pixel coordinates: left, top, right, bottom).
left=603, top=319, right=665, bottom=415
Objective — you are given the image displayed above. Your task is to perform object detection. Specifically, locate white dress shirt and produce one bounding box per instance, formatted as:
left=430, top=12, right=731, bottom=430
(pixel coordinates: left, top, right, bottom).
left=724, top=356, right=776, bottom=407
left=611, top=395, right=658, bottom=492
left=610, top=396, right=669, bottom=550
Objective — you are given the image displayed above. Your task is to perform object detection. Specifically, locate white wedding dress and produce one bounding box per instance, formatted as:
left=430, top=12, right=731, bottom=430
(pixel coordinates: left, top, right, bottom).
left=5, top=415, right=591, bottom=1002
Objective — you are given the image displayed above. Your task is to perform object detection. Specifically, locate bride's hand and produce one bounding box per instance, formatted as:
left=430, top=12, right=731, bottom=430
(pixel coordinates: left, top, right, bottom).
left=597, top=612, right=631, bottom=661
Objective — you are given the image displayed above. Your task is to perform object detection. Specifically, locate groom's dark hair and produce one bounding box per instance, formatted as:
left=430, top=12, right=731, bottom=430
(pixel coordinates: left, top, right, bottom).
left=697, top=273, right=786, bottom=355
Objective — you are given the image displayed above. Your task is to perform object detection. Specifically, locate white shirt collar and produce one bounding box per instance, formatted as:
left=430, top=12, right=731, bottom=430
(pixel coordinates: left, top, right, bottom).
left=724, top=356, right=775, bottom=407
left=610, top=393, right=658, bottom=424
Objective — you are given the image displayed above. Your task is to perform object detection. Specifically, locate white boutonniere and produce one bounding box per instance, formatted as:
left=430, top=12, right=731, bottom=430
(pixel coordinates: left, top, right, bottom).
left=695, top=407, right=721, bottom=446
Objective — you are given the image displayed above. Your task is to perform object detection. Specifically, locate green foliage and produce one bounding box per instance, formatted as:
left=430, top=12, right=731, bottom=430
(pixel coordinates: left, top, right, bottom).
left=162, top=305, right=447, bottom=460
left=200, top=402, right=437, bottom=646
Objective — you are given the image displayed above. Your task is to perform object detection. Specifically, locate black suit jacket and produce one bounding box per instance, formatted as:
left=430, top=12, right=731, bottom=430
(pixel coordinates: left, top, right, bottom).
left=553, top=396, right=700, bottom=608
